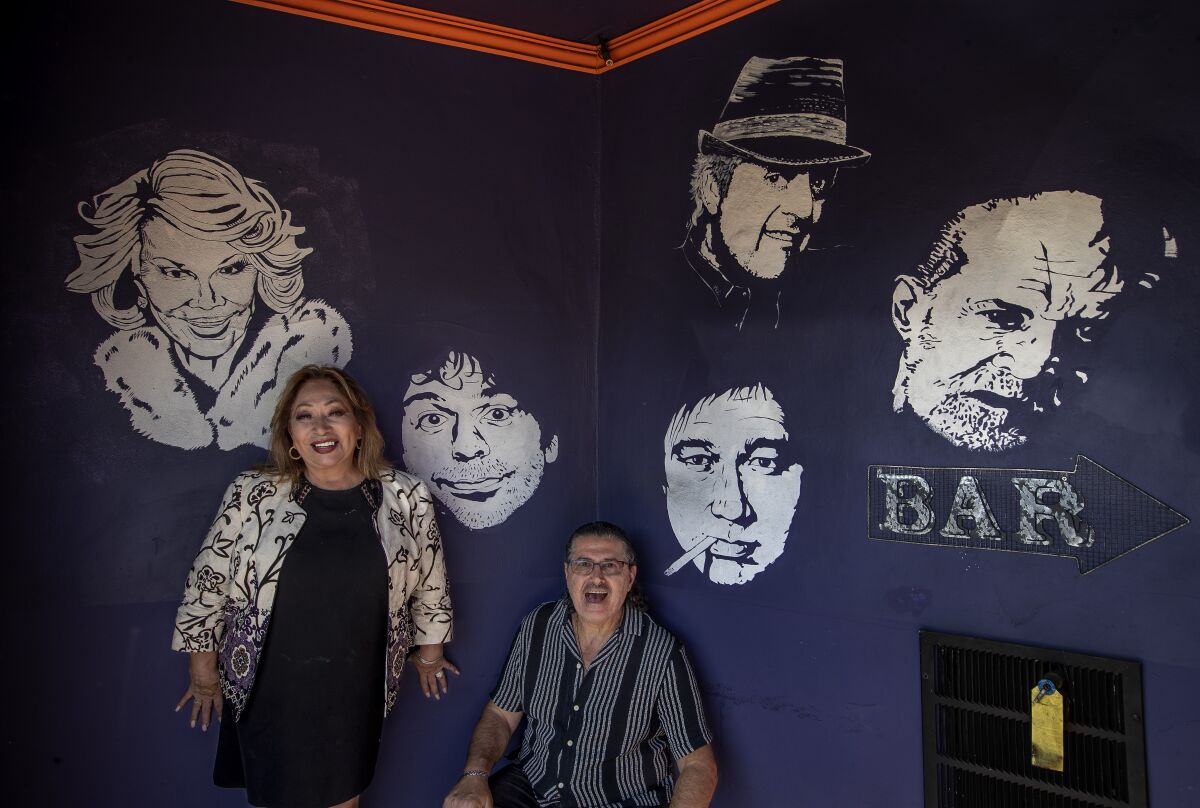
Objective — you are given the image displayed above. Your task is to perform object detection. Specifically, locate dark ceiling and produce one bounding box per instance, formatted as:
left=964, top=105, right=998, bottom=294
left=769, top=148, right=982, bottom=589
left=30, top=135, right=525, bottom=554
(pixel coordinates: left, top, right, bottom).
left=394, top=1, right=697, bottom=42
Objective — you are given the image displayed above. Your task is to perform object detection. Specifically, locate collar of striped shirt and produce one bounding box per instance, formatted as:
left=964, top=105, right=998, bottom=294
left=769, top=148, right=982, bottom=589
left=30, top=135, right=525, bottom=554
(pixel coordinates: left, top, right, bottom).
left=562, top=599, right=646, bottom=665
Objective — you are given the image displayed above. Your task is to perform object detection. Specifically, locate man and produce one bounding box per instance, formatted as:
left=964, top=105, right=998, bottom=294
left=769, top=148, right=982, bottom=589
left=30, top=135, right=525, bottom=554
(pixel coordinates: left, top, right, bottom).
left=891, top=190, right=1125, bottom=452
left=683, top=56, right=871, bottom=331
left=662, top=384, right=803, bottom=585
left=443, top=522, right=717, bottom=808
left=401, top=350, right=559, bottom=529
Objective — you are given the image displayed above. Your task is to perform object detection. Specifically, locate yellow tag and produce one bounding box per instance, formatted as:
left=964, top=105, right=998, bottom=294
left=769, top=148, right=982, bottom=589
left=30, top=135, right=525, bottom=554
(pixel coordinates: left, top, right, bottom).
left=1031, top=686, right=1064, bottom=771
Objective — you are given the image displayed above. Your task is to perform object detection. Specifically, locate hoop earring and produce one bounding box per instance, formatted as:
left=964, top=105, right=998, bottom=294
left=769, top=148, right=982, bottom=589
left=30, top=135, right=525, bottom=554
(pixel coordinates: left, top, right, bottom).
left=288, top=446, right=302, bottom=461
left=355, top=438, right=363, bottom=453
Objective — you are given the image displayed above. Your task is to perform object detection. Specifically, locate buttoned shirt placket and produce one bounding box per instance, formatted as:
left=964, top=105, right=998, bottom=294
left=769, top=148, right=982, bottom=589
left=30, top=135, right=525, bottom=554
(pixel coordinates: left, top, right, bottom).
left=550, top=615, right=625, bottom=807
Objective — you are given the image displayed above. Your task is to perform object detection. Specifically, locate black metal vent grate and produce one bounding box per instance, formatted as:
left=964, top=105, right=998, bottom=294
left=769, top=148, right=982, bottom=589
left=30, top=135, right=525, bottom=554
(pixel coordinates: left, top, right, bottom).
left=921, top=631, right=1146, bottom=808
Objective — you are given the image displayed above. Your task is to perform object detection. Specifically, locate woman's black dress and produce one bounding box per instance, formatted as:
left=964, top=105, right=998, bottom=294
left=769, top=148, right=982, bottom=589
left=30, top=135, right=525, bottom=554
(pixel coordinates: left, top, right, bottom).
left=214, top=480, right=387, bottom=808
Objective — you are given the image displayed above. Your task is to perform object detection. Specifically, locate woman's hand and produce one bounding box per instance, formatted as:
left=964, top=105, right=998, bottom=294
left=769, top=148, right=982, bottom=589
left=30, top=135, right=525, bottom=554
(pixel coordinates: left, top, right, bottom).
left=411, top=643, right=460, bottom=700
left=175, top=650, right=223, bottom=731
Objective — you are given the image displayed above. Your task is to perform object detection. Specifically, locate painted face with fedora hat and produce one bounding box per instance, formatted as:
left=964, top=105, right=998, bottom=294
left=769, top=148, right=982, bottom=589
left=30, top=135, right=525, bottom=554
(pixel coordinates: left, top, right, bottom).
left=695, top=56, right=870, bottom=281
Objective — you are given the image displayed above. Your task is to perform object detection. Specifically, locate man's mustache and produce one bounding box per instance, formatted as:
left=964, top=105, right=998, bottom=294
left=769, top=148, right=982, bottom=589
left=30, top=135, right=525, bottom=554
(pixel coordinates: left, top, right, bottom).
left=429, top=458, right=514, bottom=484
left=945, top=358, right=1026, bottom=401
left=945, top=357, right=1069, bottom=413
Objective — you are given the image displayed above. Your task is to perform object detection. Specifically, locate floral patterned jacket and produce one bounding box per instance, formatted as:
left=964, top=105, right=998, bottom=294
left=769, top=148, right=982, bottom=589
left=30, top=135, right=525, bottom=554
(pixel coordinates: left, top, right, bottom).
left=172, top=468, right=453, bottom=720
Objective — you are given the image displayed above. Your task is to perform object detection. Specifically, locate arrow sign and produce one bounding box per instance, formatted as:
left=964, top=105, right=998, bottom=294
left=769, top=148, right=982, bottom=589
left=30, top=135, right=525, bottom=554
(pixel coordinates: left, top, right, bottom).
left=867, top=455, right=1189, bottom=573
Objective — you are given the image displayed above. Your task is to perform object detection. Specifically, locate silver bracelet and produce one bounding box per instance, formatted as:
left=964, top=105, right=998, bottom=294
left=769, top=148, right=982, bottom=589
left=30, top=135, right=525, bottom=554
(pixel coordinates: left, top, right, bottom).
left=461, top=769, right=489, bottom=779
left=415, top=653, right=443, bottom=665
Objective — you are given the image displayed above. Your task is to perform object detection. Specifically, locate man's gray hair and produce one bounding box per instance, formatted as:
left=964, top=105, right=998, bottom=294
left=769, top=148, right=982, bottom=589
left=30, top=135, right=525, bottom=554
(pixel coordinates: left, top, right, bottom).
left=688, top=152, right=742, bottom=227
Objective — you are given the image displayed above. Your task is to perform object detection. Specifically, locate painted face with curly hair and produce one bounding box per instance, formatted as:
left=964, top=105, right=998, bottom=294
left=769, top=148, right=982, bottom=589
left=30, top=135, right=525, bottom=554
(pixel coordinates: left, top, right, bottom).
left=401, top=352, right=558, bottom=530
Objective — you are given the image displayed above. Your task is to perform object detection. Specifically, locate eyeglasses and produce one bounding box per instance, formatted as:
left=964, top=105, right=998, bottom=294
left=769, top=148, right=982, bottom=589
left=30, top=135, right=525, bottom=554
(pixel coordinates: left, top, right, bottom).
left=567, top=558, right=630, bottom=577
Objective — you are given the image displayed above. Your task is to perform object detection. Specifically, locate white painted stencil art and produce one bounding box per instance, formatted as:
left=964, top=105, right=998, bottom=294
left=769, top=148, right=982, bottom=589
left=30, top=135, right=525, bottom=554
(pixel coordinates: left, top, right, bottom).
left=891, top=190, right=1171, bottom=452
left=401, top=351, right=559, bottom=530
left=683, top=56, right=871, bottom=331
left=66, top=149, right=353, bottom=450
left=663, top=384, right=802, bottom=585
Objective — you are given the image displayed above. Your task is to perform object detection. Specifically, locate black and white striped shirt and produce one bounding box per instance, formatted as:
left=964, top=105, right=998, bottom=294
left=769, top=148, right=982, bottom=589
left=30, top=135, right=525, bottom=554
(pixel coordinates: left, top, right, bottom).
left=491, top=599, right=712, bottom=808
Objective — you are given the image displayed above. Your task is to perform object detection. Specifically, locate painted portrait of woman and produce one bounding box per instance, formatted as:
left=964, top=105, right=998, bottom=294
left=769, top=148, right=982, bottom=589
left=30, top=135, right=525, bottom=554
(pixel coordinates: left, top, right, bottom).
left=66, top=149, right=354, bottom=450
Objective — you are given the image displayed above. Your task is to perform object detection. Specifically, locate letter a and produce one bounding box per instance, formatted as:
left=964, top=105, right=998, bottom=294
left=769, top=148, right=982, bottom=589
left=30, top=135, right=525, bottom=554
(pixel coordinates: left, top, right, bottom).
left=940, top=475, right=1002, bottom=540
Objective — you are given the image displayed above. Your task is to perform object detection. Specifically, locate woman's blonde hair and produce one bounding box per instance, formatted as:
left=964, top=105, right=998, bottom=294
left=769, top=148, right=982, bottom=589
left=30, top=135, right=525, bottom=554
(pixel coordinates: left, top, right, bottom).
left=262, top=365, right=389, bottom=486
left=67, top=149, right=310, bottom=330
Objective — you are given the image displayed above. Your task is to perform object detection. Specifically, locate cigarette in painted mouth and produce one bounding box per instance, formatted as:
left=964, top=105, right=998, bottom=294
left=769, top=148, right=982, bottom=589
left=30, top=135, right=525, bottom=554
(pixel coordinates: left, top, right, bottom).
left=664, top=535, right=721, bottom=577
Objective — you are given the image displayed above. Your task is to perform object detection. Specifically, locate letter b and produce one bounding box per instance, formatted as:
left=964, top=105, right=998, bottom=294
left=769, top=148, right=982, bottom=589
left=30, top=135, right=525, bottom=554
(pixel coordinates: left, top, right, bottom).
left=877, top=472, right=934, bottom=535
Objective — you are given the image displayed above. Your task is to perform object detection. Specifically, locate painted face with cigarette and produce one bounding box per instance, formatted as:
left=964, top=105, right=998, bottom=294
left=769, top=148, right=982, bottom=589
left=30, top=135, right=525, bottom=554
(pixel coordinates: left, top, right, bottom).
left=662, top=384, right=803, bottom=585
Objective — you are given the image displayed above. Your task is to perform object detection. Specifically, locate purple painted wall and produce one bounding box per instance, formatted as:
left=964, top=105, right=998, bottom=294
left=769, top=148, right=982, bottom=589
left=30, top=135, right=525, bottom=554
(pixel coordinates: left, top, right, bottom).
left=6, top=1, right=597, bottom=804
left=5, top=0, right=1199, bottom=806
left=599, top=1, right=1200, bottom=805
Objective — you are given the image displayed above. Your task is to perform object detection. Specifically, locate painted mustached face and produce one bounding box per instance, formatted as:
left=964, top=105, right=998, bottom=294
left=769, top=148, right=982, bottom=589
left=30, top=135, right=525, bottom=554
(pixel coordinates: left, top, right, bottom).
left=401, top=353, right=558, bottom=529
left=893, top=192, right=1119, bottom=451
left=288, top=378, right=363, bottom=482
left=713, top=162, right=830, bottom=280
left=664, top=385, right=803, bottom=585
left=136, top=217, right=258, bottom=359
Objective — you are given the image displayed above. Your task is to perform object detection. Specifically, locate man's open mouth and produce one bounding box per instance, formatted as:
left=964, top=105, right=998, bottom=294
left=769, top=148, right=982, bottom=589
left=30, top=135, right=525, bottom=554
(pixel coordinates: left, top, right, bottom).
left=708, top=538, right=761, bottom=565
left=434, top=471, right=516, bottom=501
left=584, top=588, right=609, bottom=605
left=761, top=229, right=801, bottom=246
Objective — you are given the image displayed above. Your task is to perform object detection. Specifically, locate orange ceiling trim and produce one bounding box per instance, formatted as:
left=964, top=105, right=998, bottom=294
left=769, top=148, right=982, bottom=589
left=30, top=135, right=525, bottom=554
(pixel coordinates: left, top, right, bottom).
left=231, top=0, right=604, bottom=72
left=605, top=0, right=781, bottom=71
left=229, top=0, right=781, bottom=74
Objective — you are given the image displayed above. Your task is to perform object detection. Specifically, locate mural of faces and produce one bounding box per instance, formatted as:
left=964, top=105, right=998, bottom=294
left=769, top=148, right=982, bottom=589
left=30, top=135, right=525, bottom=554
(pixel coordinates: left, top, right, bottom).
left=66, top=149, right=353, bottom=451
left=401, top=352, right=559, bottom=530
left=891, top=191, right=1121, bottom=451
left=663, top=384, right=803, bottom=585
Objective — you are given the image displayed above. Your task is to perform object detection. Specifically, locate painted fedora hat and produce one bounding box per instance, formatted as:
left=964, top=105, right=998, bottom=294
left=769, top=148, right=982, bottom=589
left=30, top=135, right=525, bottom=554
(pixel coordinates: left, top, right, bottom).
left=699, top=56, right=871, bottom=168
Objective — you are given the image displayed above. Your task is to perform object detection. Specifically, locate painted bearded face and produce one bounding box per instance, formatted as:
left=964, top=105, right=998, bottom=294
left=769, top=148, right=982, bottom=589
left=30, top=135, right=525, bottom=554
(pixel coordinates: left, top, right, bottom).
left=663, top=385, right=803, bottom=585
left=401, top=353, right=558, bottom=530
left=893, top=192, right=1119, bottom=451
left=709, top=161, right=830, bottom=280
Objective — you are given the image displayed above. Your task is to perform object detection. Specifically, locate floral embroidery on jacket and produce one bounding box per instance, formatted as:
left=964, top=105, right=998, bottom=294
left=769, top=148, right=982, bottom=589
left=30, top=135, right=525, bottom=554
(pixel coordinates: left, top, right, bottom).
left=218, top=603, right=271, bottom=717
left=385, top=608, right=414, bottom=714
left=173, top=469, right=452, bottom=720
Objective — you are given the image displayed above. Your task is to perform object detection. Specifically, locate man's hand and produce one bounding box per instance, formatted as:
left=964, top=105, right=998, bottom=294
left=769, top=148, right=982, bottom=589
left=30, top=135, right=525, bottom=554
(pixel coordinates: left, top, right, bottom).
left=443, top=773, right=492, bottom=808
left=175, top=650, right=223, bottom=731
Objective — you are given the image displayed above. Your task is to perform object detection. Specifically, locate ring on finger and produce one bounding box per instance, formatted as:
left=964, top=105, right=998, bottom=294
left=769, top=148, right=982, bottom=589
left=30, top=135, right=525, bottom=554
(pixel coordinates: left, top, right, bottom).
left=435, top=671, right=445, bottom=678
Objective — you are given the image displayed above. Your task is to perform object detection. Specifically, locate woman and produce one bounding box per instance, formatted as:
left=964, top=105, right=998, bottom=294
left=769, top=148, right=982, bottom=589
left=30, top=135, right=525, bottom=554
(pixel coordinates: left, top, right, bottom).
left=173, top=364, right=458, bottom=808
left=66, top=149, right=354, bottom=451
